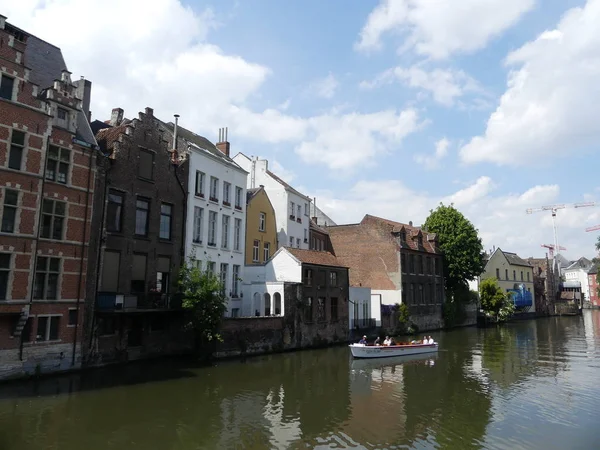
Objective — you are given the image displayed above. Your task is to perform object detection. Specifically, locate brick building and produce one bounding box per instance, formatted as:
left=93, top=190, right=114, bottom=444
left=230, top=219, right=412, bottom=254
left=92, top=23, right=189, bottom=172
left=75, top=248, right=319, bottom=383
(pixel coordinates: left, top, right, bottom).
left=527, top=256, right=558, bottom=315
left=0, top=16, right=99, bottom=378
left=309, top=217, right=333, bottom=252
left=327, top=215, right=444, bottom=331
left=87, top=107, right=189, bottom=364
left=588, top=264, right=599, bottom=308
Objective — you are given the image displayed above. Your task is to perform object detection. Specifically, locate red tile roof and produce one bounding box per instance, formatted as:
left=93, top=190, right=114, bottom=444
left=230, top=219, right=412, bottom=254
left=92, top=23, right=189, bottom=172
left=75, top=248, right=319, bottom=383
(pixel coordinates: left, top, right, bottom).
left=360, top=215, right=438, bottom=253
left=286, top=247, right=346, bottom=268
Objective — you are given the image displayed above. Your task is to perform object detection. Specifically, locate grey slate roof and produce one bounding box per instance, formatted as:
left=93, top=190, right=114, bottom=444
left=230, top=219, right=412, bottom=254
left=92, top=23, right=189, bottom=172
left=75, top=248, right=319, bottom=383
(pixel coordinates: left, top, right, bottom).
left=565, top=256, right=593, bottom=271
left=502, top=251, right=532, bottom=268
left=588, top=264, right=598, bottom=275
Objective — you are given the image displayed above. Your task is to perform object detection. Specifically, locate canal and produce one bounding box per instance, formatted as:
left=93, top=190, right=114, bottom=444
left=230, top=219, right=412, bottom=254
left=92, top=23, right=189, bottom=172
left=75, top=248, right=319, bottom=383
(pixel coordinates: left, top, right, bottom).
left=1, top=311, right=599, bottom=449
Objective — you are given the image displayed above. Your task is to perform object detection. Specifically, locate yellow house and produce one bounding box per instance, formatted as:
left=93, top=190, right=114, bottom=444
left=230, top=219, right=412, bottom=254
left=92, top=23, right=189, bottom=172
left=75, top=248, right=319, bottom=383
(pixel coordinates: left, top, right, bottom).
left=245, top=186, right=278, bottom=265
left=481, top=248, right=536, bottom=313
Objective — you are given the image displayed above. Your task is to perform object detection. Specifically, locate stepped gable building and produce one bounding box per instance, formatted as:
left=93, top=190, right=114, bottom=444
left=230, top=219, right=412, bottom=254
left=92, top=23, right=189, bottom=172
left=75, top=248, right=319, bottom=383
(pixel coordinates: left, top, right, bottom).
left=0, top=16, right=99, bottom=378
left=327, top=214, right=444, bottom=331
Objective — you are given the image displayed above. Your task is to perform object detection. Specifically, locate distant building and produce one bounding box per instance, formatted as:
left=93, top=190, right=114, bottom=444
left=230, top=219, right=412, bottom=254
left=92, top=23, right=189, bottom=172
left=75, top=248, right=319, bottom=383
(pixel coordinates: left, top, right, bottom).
left=309, top=218, right=333, bottom=252
left=563, top=257, right=594, bottom=302
left=310, top=201, right=337, bottom=227
left=588, top=264, right=599, bottom=308
left=0, top=16, right=99, bottom=378
left=327, top=215, right=444, bottom=331
left=233, top=154, right=311, bottom=250
left=245, top=186, right=277, bottom=266
left=479, top=248, right=535, bottom=314
left=527, top=256, right=558, bottom=315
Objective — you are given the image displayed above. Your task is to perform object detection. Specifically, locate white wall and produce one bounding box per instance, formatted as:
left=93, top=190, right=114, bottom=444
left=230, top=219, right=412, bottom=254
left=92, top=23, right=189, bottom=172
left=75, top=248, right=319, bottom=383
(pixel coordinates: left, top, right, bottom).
left=370, top=289, right=402, bottom=327
left=233, top=153, right=310, bottom=250
left=186, top=146, right=247, bottom=317
left=349, top=287, right=372, bottom=330
left=564, top=269, right=591, bottom=300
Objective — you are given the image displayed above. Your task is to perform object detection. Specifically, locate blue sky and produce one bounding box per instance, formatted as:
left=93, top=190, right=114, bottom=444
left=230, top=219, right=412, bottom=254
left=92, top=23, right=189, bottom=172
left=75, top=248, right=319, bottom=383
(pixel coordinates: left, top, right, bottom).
left=5, top=0, right=600, bottom=259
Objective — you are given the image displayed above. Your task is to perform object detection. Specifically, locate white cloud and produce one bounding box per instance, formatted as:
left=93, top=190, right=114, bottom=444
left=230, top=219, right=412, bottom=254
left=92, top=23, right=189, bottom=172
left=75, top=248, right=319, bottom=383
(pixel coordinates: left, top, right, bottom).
left=355, top=0, right=535, bottom=60
left=295, top=108, right=423, bottom=172
left=360, top=65, right=483, bottom=107
left=3, top=0, right=423, bottom=173
left=414, top=138, right=450, bottom=170
left=460, top=0, right=600, bottom=166
left=310, top=179, right=600, bottom=260
left=309, top=73, right=339, bottom=99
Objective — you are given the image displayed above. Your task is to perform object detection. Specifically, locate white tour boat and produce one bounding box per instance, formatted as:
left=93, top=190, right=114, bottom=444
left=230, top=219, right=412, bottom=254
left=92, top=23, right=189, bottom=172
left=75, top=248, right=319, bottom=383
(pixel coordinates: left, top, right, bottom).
left=349, top=342, right=438, bottom=359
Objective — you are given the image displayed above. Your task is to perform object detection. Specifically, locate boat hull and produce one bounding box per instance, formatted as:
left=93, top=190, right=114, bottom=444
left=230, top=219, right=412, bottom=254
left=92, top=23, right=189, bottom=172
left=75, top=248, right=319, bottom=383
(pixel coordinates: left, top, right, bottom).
left=349, top=343, right=438, bottom=359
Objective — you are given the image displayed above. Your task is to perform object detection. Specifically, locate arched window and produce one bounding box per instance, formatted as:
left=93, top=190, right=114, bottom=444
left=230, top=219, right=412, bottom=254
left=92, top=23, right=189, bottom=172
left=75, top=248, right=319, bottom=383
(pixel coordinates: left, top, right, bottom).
left=274, top=292, right=282, bottom=315
left=264, top=293, right=271, bottom=316
left=253, top=292, right=261, bottom=316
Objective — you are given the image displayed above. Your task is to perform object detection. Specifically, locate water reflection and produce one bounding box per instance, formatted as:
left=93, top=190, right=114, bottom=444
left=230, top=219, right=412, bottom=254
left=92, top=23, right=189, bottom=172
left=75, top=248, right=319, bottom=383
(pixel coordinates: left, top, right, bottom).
left=0, top=313, right=599, bottom=449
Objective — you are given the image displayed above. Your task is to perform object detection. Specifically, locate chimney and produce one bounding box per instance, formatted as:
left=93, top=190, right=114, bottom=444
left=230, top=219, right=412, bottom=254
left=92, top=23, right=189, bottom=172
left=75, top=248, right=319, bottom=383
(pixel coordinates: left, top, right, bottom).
left=409, top=221, right=413, bottom=226
left=216, top=127, right=230, bottom=157
left=0, top=15, right=7, bottom=30
left=60, top=69, right=72, bottom=83
left=75, top=77, right=92, bottom=122
left=110, top=108, right=124, bottom=126
left=171, top=114, right=180, bottom=164
left=312, top=217, right=318, bottom=224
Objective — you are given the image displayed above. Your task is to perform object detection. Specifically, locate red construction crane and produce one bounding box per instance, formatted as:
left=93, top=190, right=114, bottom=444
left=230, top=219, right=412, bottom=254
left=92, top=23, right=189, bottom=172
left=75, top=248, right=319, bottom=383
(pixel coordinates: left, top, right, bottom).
left=585, top=224, right=600, bottom=232
left=541, top=244, right=566, bottom=259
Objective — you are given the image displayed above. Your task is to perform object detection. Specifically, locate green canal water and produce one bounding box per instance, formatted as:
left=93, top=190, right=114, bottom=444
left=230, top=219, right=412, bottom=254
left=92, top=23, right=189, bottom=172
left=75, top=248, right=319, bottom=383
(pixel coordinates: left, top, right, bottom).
left=1, top=311, right=600, bottom=449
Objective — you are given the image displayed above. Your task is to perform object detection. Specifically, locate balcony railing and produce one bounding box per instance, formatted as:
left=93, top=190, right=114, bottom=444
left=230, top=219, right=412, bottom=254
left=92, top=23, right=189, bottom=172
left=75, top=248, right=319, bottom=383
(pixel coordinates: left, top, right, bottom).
left=352, top=318, right=376, bottom=329
left=96, top=292, right=182, bottom=311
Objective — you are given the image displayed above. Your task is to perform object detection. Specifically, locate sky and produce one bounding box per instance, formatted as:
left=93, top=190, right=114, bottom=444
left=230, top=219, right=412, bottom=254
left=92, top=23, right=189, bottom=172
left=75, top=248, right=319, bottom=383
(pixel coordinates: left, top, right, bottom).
left=3, top=0, right=600, bottom=260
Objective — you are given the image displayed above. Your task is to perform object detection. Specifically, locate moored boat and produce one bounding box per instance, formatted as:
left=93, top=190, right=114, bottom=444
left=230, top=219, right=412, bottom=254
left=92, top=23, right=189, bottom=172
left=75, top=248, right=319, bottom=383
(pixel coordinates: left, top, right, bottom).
left=349, top=342, right=438, bottom=359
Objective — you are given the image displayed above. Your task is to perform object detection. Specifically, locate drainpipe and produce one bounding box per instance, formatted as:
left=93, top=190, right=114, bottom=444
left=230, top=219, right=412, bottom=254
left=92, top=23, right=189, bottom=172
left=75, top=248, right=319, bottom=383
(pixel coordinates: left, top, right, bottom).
left=71, top=142, right=95, bottom=366
left=19, top=137, right=51, bottom=361
left=171, top=115, right=188, bottom=268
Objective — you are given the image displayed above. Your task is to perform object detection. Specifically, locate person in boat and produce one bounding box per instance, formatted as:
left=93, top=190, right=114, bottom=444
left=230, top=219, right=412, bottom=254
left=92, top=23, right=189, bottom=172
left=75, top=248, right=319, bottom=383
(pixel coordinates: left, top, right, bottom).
left=428, top=336, right=435, bottom=344
left=374, top=336, right=381, bottom=346
left=422, top=336, right=427, bottom=344
left=358, top=335, right=368, bottom=345
left=383, top=336, right=391, bottom=346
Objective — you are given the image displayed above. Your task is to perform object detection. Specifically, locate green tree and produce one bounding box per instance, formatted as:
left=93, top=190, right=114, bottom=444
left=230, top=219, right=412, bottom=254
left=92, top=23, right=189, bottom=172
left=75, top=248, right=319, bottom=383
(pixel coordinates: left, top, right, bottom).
left=178, top=258, right=228, bottom=359
left=479, top=277, right=515, bottom=322
left=423, top=203, right=486, bottom=290
left=424, top=203, right=485, bottom=327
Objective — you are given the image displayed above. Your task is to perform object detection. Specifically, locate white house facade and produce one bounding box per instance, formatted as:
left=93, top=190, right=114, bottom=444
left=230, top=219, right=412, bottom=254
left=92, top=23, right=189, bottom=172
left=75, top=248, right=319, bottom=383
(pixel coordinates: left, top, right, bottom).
left=185, top=139, right=248, bottom=317
left=233, top=153, right=311, bottom=250
left=349, top=287, right=372, bottom=329
left=563, top=257, right=594, bottom=301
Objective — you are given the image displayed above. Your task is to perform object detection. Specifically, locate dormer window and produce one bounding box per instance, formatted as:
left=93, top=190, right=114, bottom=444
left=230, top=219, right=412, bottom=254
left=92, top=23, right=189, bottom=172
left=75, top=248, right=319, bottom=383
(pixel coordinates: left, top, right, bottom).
left=400, top=230, right=407, bottom=243
left=417, top=235, right=423, bottom=247
left=56, top=107, right=69, bottom=128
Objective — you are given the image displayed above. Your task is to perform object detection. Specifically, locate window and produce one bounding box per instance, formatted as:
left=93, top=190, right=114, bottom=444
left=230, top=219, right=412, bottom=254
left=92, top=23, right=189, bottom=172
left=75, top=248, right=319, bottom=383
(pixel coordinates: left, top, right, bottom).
left=34, top=257, right=60, bottom=300
left=101, top=251, right=120, bottom=292
left=9, top=130, right=25, bottom=170
left=417, top=235, right=423, bottom=247
left=289, top=236, right=294, bottom=247
left=131, top=253, right=147, bottom=293
left=36, top=316, right=60, bottom=341
left=400, top=230, right=407, bottom=243
left=40, top=199, right=65, bottom=240
left=304, top=228, right=308, bottom=243
left=232, top=265, right=240, bottom=297
left=417, top=255, right=423, bottom=274
left=0, top=75, right=14, bottom=100
left=0, top=253, right=10, bottom=300
left=496, top=268, right=500, bottom=279
left=505, top=269, right=509, bottom=279
left=409, top=254, right=415, bottom=273
left=317, top=298, right=325, bottom=321
left=221, top=215, right=230, bottom=248
left=220, top=264, right=228, bottom=295
left=195, top=171, right=205, bottom=197
left=210, top=177, right=219, bottom=201
left=263, top=242, right=270, bottom=262
left=106, top=190, right=124, bottom=232
left=206, top=261, right=215, bottom=275
left=331, top=297, right=338, bottom=321
left=513, top=270, right=516, bottom=280
left=259, top=212, right=266, bottom=231
left=193, top=207, right=204, bottom=243
left=46, top=145, right=70, bottom=184
left=410, top=284, right=414, bottom=305
left=231, top=218, right=240, bottom=251
left=156, top=256, right=170, bottom=293
left=235, top=186, right=243, bottom=209
left=296, top=238, right=301, bottom=248
left=297, top=205, right=301, bottom=221
left=289, top=201, right=295, bottom=219
left=252, top=240, right=260, bottom=262
left=418, top=284, right=424, bottom=304
left=402, top=283, right=407, bottom=304
left=527, top=271, right=530, bottom=282
left=159, top=203, right=172, bottom=240
left=306, top=297, right=313, bottom=322
left=305, top=203, right=309, bottom=216
left=138, top=149, right=154, bottom=180
left=520, top=271, right=523, bottom=281
left=330, top=271, right=337, bottom=287
left=401, top=253, right=406, bottom=273
left=68, top=309, right=77, bottom=326
left=208, top=211, right=217, bottom=246
left=231, top=308, right=240, bottom=318
left=305, top=269, right=313, bottom=286
left=56, top=107, right=69, bottom=128
left=311, top=237, right=316, bottom=249
left=223, top=182, right=231, bottom=206
left=135, top=198, right=150, bottom=236
left=1, top=190, right=18, bottom=233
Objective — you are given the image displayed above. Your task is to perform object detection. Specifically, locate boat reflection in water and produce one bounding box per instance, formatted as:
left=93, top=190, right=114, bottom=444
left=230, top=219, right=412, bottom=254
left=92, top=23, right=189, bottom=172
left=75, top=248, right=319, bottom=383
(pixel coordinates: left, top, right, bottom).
left=351, top=352, right=437, bottom=373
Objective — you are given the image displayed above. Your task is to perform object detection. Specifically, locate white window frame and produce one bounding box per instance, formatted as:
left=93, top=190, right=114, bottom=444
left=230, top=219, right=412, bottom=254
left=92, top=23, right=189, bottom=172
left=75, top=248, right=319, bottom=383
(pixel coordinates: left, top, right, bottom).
left=259, top=212, right=266, bottom=231
left=221, top=215, right=230, bottom=249
left=232, top=265, right=240, bottom=297
left=193, top=206, right=204, bottom=244
left=252, top=240, right=260, bottom=262
left=208, top=211, right=217, bottom=246
left=220, top=263, right=228, bottom=295
left=289, top=236, right=294, bottom=247
left=195, top=171, right=205, bottom=197
left=35, top=314, right=61, bottom=342
left=289, top=201, right=295, bottom=218
left=223, top=182, right=231, bottom=205
left=234, top=218, right=242, bottom=251
left=210, top=177, right=219, bottom=201
left=296, top=238, right=301, bottom=248
left=235, top=186, right=243, bottom=209
left=263, top=242, right=270, bottom=262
